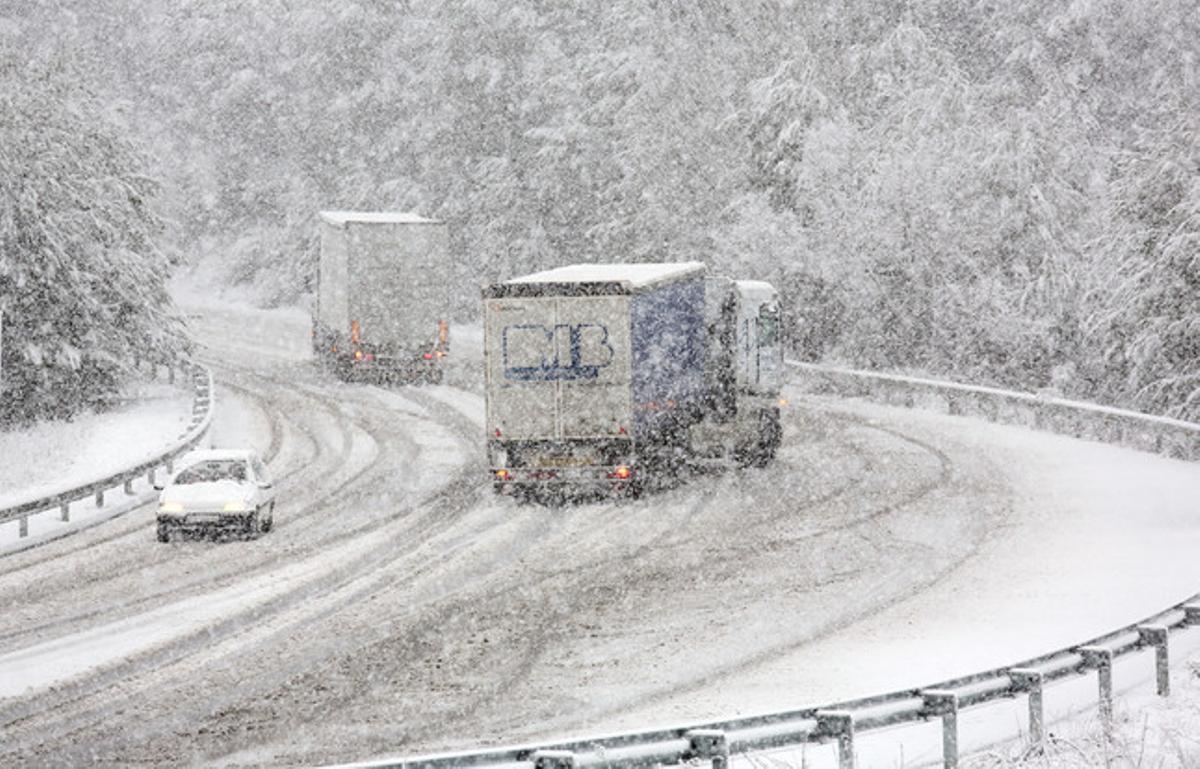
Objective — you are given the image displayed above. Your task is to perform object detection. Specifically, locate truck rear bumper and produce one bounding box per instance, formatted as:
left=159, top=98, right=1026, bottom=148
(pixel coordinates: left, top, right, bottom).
left=336, top=355, right=444, bottom=383
left=491, top=466, right=638, bottom=498
left=488, top=439, right=639, bottom=497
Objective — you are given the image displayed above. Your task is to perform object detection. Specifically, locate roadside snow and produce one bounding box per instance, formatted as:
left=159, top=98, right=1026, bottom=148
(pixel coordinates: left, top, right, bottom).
left=0, top=382, right=193, bottom=507
left=0, top=380, right=198, bottom=551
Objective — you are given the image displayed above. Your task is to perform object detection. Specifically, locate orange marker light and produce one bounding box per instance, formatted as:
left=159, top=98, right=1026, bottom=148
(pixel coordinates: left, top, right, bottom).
left=610, top=465, right=632, bottom=480
left=495, top=469, right=511, bottom=481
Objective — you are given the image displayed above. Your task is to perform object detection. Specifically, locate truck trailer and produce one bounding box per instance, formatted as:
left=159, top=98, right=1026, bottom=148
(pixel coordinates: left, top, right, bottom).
left=313, top=211, right=451, bottom=383
left=483, top=262, right=782, bottom=496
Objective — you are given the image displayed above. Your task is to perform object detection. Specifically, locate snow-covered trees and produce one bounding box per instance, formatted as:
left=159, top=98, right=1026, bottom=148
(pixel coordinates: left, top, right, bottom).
left=12, top=0, right=1198, bottom=420
left=0, top=53, right=184, bottom=425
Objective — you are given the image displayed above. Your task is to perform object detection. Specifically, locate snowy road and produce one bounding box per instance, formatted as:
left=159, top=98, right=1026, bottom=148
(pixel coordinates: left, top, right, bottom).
left=0, top=304, right=1197, bottom=768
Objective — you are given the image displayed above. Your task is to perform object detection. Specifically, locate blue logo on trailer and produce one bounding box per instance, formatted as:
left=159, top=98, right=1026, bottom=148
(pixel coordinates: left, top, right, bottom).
left=502, top=324, right=614, bottom=381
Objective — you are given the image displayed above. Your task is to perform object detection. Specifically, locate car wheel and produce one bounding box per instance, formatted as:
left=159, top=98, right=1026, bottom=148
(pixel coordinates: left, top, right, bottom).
left=262, top=502, right=274, bottom=533
left=156, top=522, right=171, bottom=543
left=248, top=507, right=263, bottom=539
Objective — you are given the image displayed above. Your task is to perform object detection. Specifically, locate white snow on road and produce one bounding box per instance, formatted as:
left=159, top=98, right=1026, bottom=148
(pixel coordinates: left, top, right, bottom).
left=0, top=405, right=466, bottom=702
left=586, top=394, right=1200, bottom=762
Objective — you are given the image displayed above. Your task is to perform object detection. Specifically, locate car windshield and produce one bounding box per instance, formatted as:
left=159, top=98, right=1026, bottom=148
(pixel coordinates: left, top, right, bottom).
left=173, top=459, right=250, bottom=484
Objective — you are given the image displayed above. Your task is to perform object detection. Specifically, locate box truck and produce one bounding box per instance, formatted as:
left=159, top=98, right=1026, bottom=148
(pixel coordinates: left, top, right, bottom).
left=483, top=262, right=782, bottom=496
left=313, top=211, right=451, bottom=383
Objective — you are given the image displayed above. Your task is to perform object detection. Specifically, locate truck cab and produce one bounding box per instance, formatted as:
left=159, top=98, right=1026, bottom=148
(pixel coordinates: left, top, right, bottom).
left=692, top=278, right=783, bottom=466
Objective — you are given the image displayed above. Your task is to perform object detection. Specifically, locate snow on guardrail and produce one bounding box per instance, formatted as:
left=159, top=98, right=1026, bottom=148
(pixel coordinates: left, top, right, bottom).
left=0, top=361, right=215, bottom=541
left=330, top=362, right=1200, bottom=769
left=787, top=360, right=1200, bottom=461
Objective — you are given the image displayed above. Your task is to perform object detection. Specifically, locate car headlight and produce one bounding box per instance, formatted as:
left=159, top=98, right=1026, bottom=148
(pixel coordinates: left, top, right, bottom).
left=223, top=501, right=248, bottom=512
left=159, top=501, right=184, bottom=514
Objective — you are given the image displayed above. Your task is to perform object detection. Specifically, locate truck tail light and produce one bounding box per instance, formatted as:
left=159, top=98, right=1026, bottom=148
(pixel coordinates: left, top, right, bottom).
left=423, top=352, right=434, bottom=360
left=354, top=350, right=364, bottom=361
left=495, top=469, right=511, bottom=481
left=608, top=465, right=632, bottom=480
left=350, top=320, right=361, bottom=344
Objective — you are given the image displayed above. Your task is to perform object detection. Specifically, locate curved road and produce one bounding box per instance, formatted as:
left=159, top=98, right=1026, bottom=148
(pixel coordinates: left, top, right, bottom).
left=0, top=303, right=1196, bottom=768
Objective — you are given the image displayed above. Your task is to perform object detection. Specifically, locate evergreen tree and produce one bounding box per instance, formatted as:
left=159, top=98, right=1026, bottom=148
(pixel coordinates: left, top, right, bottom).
left=0, top=52, right=185, bottom=425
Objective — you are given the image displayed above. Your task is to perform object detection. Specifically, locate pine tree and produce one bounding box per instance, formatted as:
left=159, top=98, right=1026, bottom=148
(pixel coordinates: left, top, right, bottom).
left=0, top=52, right=185, bottom=425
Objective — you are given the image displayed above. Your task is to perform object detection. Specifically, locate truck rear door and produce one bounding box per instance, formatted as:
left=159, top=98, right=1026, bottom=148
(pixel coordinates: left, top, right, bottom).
left=555, top=295, right=631, bottom=438
left=486, top=297, right=558, bottom=440
left=485, top=295, right=631, bottom=441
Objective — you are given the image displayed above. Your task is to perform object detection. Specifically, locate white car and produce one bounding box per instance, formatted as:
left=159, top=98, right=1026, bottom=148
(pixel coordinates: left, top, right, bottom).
left=156, top=449, right=276, bottom=541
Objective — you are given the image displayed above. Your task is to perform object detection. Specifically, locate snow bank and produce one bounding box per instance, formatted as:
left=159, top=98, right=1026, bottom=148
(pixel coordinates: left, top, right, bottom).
left=0, top=381, right=195, bottom=549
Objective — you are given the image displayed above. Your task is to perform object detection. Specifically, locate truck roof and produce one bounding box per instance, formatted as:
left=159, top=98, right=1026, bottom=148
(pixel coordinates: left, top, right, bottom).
left=735, top=280, right=778, bottom=303
left=318, top=210, right=443, bottom=227
left=486, top=262, right=706, bottom=298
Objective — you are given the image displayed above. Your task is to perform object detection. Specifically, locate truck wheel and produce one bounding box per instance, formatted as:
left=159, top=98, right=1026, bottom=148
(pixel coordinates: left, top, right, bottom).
left=156, top=522, right=171, bottom=543
left=757, top=407, right=782, bottom=466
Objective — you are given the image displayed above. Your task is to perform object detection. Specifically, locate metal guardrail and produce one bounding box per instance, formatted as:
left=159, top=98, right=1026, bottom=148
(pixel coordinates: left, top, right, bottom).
left=789, top=360, right=1200, bottom=461
left=0, top=361, right=215, bottom=539
left=334, top=362, right=1200, bottom=769
left=338, top=599, right=1200, bottom=769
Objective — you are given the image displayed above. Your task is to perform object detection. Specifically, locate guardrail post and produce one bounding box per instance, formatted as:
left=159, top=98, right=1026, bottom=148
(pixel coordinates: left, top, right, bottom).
left=19, top=514, right=28, bottom=538
left=921, top=689, right=959, bottom=769
left=815, top=710, right=856, bottom=769
left=1138, top=625, right=1170, bottom=696
left=531, top=749, right=575, bottom=769
left=1079, top=646, right=1114, bottom=736
left=147, top=468, right=156, bottom=487
left=60, top=501, right=70, bottom=522
left=166, top=458, right=174, bottom=474
left=168, top=365, right=176, bottom=384
left=1182, top=603, right=1200, bottom=626
left=95, top=489, right=105, bottom=507
left=123, top=478, right=134, bottom=495
left=687, top=728, right=730, bottom=769
left=1008, top=668, right=1045, bottom=749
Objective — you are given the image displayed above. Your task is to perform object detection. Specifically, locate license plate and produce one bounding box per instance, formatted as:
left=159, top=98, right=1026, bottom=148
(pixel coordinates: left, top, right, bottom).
left=188, top=513, right=221, bottom=523
left=534, top=454, right=593, bottom=468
